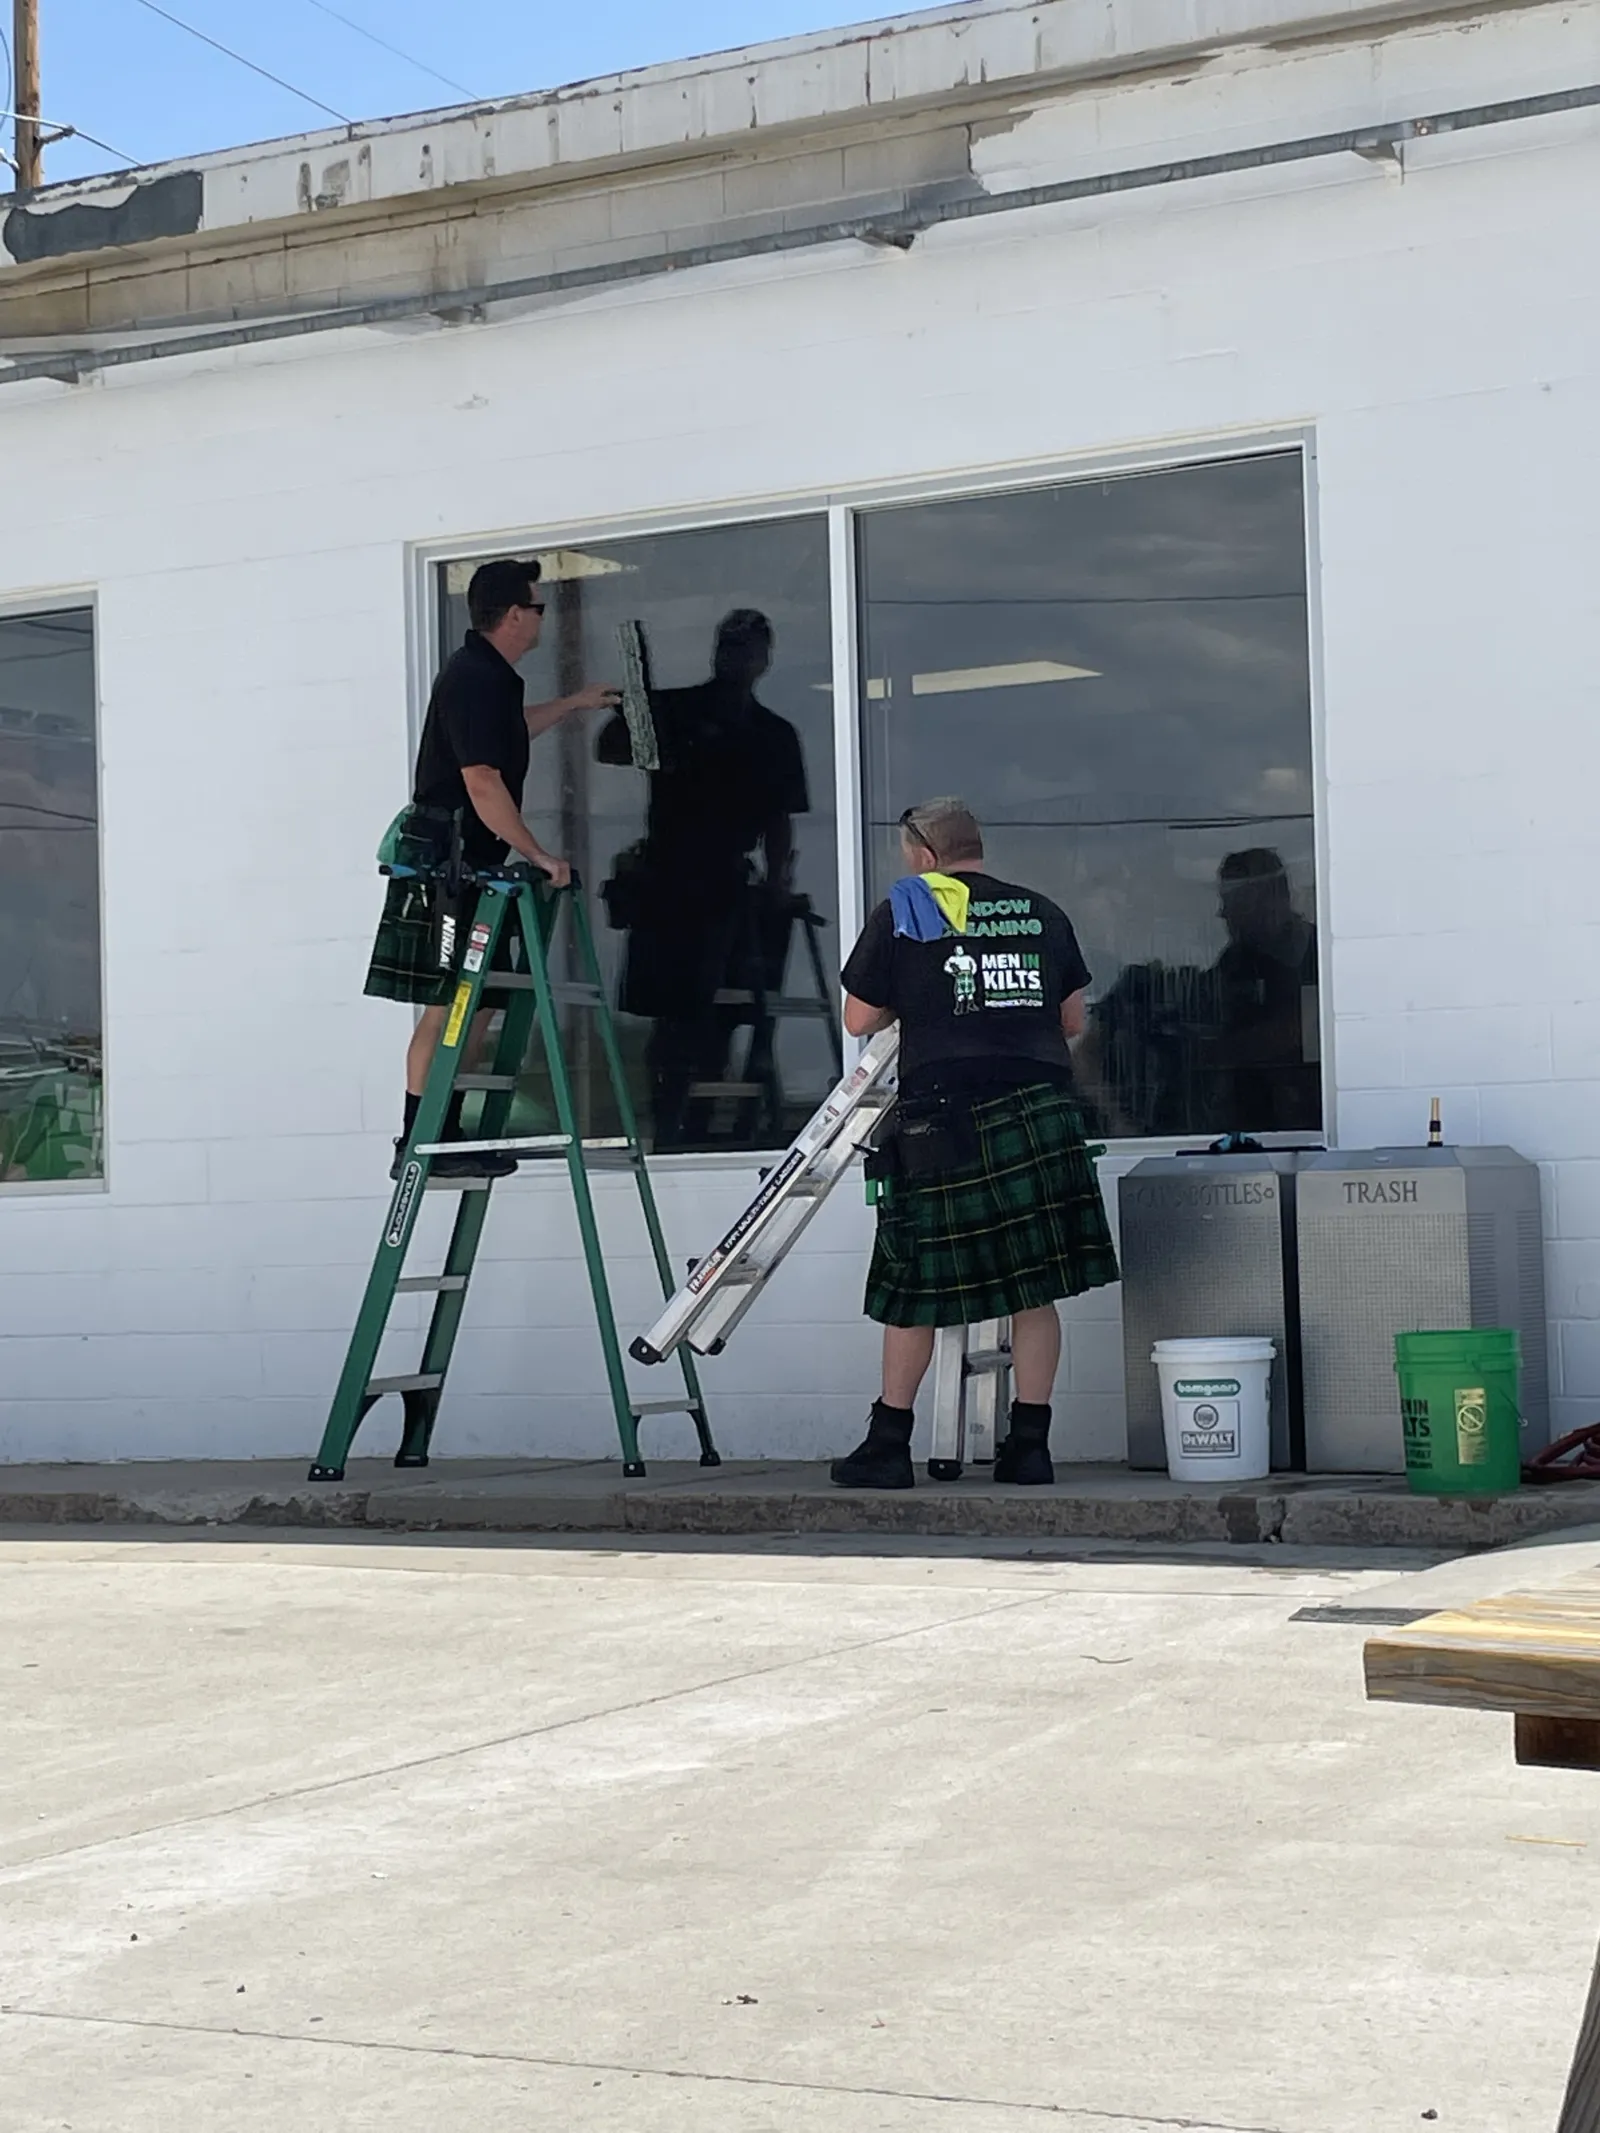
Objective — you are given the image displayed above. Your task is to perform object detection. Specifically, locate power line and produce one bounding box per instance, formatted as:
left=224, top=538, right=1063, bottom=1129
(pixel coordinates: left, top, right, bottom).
left=301, top=0, right=477, bottom=102
left=61, top=122, right=140, bottom=165
left=129, top=0, right=352, bottom=126
left=0, top=109, right=139, bottom=164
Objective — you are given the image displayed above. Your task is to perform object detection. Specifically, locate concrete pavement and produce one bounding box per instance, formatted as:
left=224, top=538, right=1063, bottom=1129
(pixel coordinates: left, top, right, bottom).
left=5, top=1524, right=1600, bottom=2130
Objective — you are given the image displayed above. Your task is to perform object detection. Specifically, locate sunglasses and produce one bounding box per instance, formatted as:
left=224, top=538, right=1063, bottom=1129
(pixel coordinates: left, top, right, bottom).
left=521, top=599, right=547, bottom=617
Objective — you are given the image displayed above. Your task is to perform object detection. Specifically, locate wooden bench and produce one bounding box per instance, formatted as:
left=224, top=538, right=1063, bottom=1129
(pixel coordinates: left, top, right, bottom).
left=1366, top=1574, right=1600, bottom=2131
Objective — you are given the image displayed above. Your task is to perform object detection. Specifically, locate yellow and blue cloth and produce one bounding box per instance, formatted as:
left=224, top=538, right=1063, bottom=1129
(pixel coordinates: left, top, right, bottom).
left=889, top=871, right=970, bottom=941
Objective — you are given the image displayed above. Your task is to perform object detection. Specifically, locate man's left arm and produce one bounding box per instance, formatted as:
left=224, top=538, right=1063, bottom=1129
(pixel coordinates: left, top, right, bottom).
left=525, top=684, right=619, bottom=740
left=760, top=812, right=795, bottom=893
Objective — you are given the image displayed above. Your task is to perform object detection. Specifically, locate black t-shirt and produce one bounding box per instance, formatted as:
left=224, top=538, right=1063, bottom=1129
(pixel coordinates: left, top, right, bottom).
left=841, top=872, right=1092, bottom=1099
left=599, top=680, right=808, bottom=877
left=412, top=632, right=530, bottom=868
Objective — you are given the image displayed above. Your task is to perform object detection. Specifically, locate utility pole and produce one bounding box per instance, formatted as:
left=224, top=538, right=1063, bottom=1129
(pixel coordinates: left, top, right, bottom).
left=12, top=0, right=41, bottom=191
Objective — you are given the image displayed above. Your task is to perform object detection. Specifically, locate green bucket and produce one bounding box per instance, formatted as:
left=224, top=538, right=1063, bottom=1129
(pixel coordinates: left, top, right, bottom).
left=1394, top=1329, right=1522, bottom=1497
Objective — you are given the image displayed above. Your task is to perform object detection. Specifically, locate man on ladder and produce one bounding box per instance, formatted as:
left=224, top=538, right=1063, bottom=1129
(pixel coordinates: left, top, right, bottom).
left=830, top=798, right=1120, bottom=1490
left=364, top=557, right=617, bottom=1178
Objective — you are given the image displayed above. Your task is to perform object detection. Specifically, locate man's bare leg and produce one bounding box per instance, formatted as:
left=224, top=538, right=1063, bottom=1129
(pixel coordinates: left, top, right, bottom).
left=400, top=1008, right=508, bottom=1175
left=407, top=1007, right=497, bottom=1100
left=1009, top=1305, right=1062, bottom=1404
left=881, top=1324, right=937, bottom=1409
left=407, top=1006, right=449, bottom=1099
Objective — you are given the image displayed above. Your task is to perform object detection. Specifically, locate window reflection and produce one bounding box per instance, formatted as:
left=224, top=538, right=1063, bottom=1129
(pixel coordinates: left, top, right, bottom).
left=0, top=608, right=102, bottom=1183
left=438, top=518, right=838, bottom=1153
left=856, top=452, right=1319, bottom=1140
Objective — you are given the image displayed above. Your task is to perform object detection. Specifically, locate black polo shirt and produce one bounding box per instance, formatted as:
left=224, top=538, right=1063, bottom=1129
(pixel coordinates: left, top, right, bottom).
left=412, top=632, right=529, bottom=868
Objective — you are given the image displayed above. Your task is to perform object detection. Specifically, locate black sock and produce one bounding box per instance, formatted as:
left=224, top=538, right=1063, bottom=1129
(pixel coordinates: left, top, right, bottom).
left=444, top=1092, right=466, bottom=1141
left=402, top=1092, right=421, bottom=1141
left=1010, top=1401, right=1052, bottom=1425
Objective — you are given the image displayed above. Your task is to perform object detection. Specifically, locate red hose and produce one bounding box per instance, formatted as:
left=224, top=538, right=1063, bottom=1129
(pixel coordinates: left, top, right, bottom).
left=1523, top=1423, right=1600, bottom=1484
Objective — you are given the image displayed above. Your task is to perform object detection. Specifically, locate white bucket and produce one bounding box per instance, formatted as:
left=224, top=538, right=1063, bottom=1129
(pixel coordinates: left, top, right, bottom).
left=1151, top=1337, right=1277, bottom=1483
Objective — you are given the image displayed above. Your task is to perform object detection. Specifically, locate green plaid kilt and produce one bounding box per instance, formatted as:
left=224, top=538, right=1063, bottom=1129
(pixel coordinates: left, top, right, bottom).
left=866, top=1081, right=1119, bottom=1328
left=363, top=875, right=470, bottom=1007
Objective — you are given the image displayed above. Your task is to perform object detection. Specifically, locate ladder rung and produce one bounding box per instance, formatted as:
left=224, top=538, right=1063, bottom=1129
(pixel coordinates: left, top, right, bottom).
left=689, top=1081, right=765, bottom=1099
left=417, top=1134, right=573, bottom=1157
left=965, top=1350, right=1012, bottom=1373
left=628, top=1398, right=699, bottom=1416
left=366, top=1373, right=444, bottom=1396
left=480, top=975, right=602, bottom=1007
left=455, top=1074, right=518, bottom=1092
left=426, top=1174, right=492, bottom=1193
left=396, top=1275, right=468, bottom=1294
left=417, top=1135, right=634, bottom=1159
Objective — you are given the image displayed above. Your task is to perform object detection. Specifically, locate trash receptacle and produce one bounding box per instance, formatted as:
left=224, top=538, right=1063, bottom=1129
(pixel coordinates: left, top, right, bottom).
left=1152, top=1337, right=1276, bottom=1482
left=1395, top=1328, right=1522, bottom=1496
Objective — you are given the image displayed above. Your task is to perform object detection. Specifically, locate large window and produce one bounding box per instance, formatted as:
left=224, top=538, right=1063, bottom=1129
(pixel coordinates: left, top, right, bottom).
left=856, top=452, right=1319, bottom=1141
left=438, top=517, right=838, bottom=1155
left=0, top=607, right=102, bottom=1184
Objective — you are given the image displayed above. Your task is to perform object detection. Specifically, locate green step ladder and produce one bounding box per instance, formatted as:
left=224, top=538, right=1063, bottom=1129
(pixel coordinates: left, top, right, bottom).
left=308, top=868, right=719, bottom=1483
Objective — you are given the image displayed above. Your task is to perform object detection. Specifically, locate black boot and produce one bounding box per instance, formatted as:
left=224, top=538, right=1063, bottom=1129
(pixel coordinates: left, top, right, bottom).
left=993, top=1401, right=1054, bottom=1486
left=830, top=1401, right=915, bottom=1490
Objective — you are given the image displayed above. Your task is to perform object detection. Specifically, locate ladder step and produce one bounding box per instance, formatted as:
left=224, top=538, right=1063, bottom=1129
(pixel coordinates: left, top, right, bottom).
left=689, top=1081, right=765, bottom=1099
left=415, top=1135, right=634, bottom=1159
left=628, top=1398, right=701, bottom=1416
left=366, top=1373, right=444, bottom=1396
left=965, top=1350, right=1012, bottom=1373
left=396, top=1275, right=469, bottom=1294
left=455, top=1074, right=518, bottom=1092
left=417, top=1134, right=572, bottom=1157
left=480, top=975, right=603, bottom=1008
left=426, top=1174, right=492, bottom=1194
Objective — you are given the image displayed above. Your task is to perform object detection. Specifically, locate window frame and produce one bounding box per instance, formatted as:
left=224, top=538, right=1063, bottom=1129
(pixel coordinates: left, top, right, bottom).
left=0, top=586, right=108, bottom=1198
left=410, top=424, right=1330, bottom=1164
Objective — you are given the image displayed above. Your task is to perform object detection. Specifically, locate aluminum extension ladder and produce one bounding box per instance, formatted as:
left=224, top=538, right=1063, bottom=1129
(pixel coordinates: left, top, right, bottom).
left=309, top=869, right=718, bottom=1483
left=632, top=1028, right=1011, bottom=1475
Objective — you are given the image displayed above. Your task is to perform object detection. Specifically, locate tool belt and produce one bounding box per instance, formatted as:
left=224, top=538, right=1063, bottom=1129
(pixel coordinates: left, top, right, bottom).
left=378, top=805, right=472, bottom=974
left=865, top=1090, right=980, bottom=1186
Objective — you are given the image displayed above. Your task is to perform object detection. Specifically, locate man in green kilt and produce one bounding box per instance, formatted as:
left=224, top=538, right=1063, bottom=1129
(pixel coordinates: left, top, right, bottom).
left=832, top=799, right=1119, bottom=1489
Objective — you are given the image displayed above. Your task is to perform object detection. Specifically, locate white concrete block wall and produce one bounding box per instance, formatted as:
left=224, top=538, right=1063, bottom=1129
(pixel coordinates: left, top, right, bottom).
left=0, top=0, right=1595, bottom=1461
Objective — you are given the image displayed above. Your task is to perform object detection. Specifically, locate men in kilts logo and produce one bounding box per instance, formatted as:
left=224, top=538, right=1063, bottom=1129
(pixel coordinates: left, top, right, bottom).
left=364, top=558, right=617, bottom=1177
left=832, top=799, right=1119, bottom=1490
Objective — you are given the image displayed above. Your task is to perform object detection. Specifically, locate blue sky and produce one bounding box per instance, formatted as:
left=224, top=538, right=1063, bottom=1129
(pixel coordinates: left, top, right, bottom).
left=12, top=1, right=926, bottom=186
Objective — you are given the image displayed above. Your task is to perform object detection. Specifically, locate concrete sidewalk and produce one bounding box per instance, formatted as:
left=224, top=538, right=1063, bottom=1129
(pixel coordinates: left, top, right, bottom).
left=7, top=1524, right=1600, bottom=2131
left=4, top=1455, right=1600, bottom=1549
